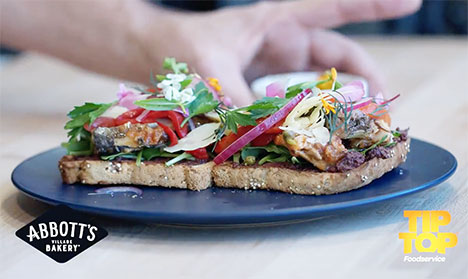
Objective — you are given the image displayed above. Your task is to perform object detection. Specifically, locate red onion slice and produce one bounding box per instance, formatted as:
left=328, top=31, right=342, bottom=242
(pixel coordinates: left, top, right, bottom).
left=213, top=90, right=310, bottom=164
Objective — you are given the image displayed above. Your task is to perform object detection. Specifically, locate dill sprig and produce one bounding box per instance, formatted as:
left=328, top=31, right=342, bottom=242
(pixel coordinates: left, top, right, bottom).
left=324, top=91, right=353, bottom=142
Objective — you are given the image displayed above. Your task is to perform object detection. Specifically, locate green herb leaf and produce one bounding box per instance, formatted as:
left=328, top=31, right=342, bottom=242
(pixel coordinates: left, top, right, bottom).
left=258, top=154, right=288, bottom=165
left=134, top=98, right=181, bottom=111
left=89, top=103, right=113, bottom=124
left=64, top=102, right=113, bottom=155
left=285, top=80, right=329, bottom=98
left=165, top=152, right=194, bottom=166
left=180, top=78, right=192, bottom=89
left=101, top=152, right=138, bottom=161
left=239, top=97, right=290, bottom=119
left=136, top=150, right=143, bottom=166
left=142, top=148, right=179, bottom=160
left=181, top=83, right=220, bottom=126
left=67, top=103, right=102, bottom=118
left=163, top=57, right=188, bottom=74
left=224, top=111, right=256, bottom=134
left=361, top=135, right=388, bottom=155
left=156, top=74, right=167, bottom=82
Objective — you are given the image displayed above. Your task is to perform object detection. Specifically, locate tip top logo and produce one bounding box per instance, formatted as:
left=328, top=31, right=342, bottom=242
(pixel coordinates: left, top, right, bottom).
left=399, top=210, right=457, bottom=262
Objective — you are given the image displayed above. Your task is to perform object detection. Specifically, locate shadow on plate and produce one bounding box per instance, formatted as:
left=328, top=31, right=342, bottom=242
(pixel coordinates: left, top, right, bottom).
left=3, top=182, right=455, bottom=243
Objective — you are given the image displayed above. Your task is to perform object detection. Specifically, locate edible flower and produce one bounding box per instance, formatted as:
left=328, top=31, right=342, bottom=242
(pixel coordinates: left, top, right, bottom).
left=207, top=77, right=222, bottom=92
left=320, top=96, right=336, bottom=114
left=157, top=73, right=195, bottom=103
left=317, top=67, right=338, bottom=90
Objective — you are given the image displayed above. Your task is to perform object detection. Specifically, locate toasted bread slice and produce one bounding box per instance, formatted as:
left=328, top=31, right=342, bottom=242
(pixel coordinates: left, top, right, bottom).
left=213, top=140, right=410, bottom=195
left=59, top=156, right=214, bottom=191
left=59, top=140, right=409, bottom=195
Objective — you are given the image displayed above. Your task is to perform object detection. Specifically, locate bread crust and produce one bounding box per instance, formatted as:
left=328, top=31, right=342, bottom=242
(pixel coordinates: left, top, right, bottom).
left=213, top=140, right=410, bottom=195
left=58, top=156, right=214, bottom=191
left=59, top=140, right=410, bottom=195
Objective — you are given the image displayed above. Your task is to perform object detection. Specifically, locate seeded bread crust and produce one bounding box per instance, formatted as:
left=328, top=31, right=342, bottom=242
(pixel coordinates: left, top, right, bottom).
left=59, top=156, right=214, bottom=191
left=213, top=140, right=410, bottom=195
left=59, top=140, right=410, bottom=195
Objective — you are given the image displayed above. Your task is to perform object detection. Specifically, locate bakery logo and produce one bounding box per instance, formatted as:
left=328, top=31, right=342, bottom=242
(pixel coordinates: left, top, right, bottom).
left=399, top=210, right=457, bottom=262
left=16, top=205, right=107, bottom=263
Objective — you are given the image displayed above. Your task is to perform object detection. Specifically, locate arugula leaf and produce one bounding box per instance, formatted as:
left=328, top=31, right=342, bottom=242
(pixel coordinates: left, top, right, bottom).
left=163, top=57, right=188, bottom=74
left=134, top=98, right=181, bottom=111
left=241, top=147, right=264, bottom=161
left=258, top=154, right=289, bottom=165
left=142, top=148, right=179, bottom=160
left=101, top=152, right=138, bottom=161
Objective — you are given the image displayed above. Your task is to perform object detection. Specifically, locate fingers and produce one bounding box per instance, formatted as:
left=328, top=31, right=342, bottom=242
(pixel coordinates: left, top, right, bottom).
left=307, top=29, right=385, bottom=95
left=196, top=59, right=256, bottom=107
left=261, top=0, right=422, bottom=29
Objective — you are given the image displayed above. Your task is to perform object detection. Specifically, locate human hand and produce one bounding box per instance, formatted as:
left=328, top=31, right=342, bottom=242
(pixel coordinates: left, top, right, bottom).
left=140, top=0, right=421, bottom=105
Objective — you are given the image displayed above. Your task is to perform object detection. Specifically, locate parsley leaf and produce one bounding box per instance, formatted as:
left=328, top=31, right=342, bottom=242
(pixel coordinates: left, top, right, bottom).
left=239, top=97, right=290, bottom=119
left=181, top=82, right=220, bottom=126
left=63, top=102, right=113, bottom=155
left=224, top=111, right=256, bottom=134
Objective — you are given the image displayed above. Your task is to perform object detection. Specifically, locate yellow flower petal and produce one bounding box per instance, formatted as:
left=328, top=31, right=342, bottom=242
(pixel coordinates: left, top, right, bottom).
left=207, top=77, right=222, bottom=92
left=331, top=67, right=337, bottom=81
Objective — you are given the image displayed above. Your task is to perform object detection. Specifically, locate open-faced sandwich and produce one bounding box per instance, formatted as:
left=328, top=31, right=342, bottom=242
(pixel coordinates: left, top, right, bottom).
left=59, top=58, right=409, bottom=195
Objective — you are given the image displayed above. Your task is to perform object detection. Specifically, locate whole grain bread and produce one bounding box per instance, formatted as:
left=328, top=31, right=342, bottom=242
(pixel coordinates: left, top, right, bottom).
left=59, top=156, right=214, bottom=191
left=213, top=140, right=410, bottom=195
left=59, top=140, right=410, bottom=195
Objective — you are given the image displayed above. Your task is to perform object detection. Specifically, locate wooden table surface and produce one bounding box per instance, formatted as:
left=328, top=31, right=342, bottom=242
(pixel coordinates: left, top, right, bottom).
left=1, top=37, right=467, bottom=279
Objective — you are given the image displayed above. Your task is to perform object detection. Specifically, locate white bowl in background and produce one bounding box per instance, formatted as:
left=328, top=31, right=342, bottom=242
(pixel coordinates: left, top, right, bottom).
left=250, top=72, right=368, bottom=98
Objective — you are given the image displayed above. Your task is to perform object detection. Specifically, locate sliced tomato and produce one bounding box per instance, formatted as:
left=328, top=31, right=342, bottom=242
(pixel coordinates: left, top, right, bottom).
left=83, top=117, right=116, bottom=132
left=156, top=121, right=178, bottom=146
left=187, top=148, right=209, bottom=160
left=214, top=126, right=253, bottom=154
left=251, top=134, right=276, bottom=147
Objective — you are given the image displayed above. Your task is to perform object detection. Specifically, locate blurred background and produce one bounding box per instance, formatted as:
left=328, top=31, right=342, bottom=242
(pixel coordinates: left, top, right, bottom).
left=0, top=0, right=467, bottom=118
left=1, top=0, right=467, bottom=57
left=159, top=0, right=467, bottom=34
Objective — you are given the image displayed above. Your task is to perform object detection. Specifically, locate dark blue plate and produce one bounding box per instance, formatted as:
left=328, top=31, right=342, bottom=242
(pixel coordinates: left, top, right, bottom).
left=11, top=138, right=457, bottom=226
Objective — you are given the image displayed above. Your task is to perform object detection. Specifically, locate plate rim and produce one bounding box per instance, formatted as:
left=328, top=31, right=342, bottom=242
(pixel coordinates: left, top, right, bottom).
left=10, top=138, right=458, bottom=224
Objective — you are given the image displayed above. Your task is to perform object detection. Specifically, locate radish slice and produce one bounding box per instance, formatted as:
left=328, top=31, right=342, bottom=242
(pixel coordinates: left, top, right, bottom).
left=213, top=90, right=310, bottom=164
left=266, top=82, right=285, bottom=98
